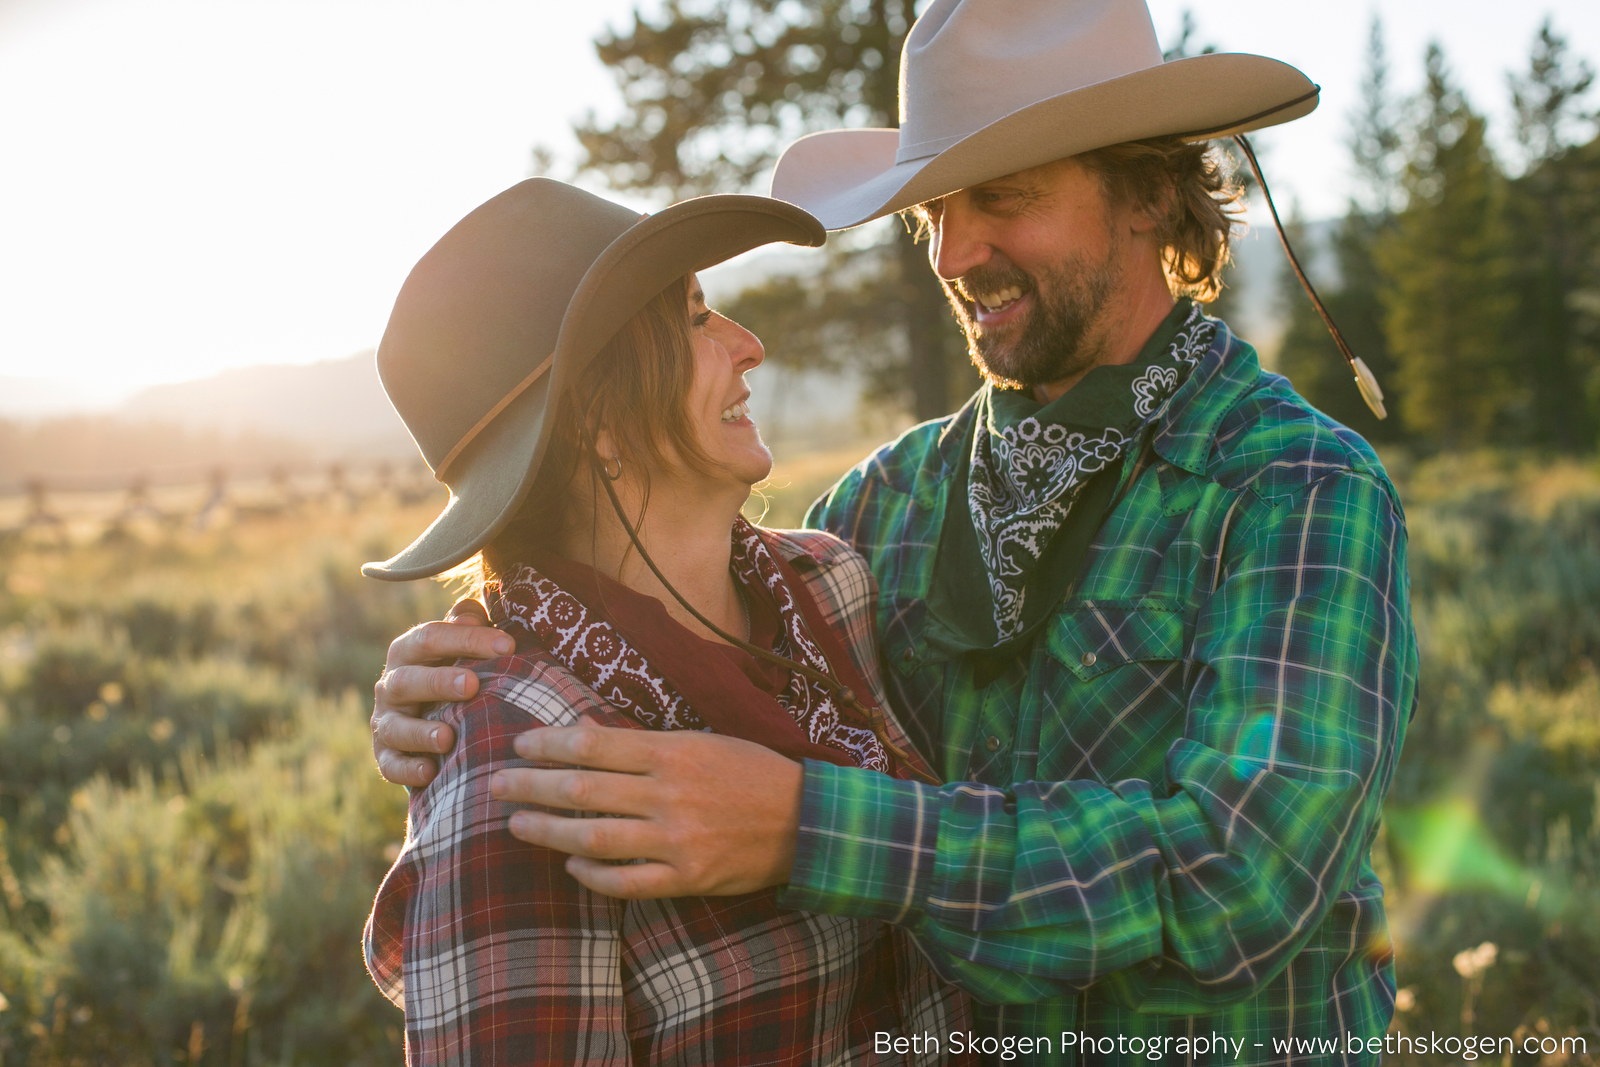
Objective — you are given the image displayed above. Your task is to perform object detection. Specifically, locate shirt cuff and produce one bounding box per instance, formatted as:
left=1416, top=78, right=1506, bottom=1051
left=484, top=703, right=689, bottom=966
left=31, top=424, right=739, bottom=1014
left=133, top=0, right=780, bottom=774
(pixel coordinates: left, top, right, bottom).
left=778, top=759, right=941, bottom=925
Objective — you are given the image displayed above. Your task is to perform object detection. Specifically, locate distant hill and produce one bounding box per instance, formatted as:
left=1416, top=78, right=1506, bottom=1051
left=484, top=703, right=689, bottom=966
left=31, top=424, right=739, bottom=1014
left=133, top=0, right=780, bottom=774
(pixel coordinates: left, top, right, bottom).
left=118, top=352, right=415, bottom=457
left=0, top=415, right=313, bottom=492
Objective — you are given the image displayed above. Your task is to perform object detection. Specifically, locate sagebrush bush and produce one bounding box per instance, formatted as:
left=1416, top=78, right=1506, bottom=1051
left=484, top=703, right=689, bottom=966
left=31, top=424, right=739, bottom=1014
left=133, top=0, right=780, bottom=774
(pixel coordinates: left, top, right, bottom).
left=1381, top=455, right=1600, bottom=1058
left=13, top=696, right=408, bottom=1066
left=0, top=502, right=448, bottom=1064
left=1, top=457, right=1597, bottom=1062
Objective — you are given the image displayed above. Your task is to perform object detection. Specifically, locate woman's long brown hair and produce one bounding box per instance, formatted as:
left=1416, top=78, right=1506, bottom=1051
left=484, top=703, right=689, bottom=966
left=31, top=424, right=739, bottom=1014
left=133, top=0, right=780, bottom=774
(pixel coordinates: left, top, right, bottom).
left=450, top=277, right=936, bottom=784
left=469, top=276, right=715, bottom=585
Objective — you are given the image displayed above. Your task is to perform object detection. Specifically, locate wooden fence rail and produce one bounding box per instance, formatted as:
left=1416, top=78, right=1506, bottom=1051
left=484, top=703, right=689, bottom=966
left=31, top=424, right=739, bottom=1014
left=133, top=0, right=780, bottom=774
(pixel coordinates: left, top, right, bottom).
left=0, top=460, right=442, bottom=546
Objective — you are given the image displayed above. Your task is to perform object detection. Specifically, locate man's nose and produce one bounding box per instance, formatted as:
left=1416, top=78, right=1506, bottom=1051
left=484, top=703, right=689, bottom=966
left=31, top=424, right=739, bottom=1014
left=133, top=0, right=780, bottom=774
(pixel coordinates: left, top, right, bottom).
left=930, top=200, right=992, bottom=281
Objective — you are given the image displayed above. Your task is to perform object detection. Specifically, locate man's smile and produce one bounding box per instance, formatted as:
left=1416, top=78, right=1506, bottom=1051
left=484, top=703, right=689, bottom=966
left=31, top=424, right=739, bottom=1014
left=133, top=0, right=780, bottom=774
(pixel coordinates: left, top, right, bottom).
left=971, top=288, right=1032, bottom=331
left=957, top=277, right=1034, bottom=331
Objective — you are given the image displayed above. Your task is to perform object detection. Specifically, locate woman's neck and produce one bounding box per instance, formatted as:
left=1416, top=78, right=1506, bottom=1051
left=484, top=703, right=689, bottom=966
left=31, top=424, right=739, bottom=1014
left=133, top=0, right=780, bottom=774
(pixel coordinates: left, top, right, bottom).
left=557, top=475, right=750, bottom=645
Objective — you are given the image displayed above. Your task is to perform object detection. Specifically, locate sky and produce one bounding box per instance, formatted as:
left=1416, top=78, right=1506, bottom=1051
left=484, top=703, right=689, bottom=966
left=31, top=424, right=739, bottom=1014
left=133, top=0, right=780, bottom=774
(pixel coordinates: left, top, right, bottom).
left=1, top=0, right=1597, bottom=403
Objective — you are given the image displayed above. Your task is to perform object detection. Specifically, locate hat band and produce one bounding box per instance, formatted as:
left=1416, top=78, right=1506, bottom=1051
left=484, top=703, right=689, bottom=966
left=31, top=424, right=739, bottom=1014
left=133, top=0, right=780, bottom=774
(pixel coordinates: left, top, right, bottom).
left=890, top=86, right=1323, bottom=170
left=433, top=352, right=555, bottom=482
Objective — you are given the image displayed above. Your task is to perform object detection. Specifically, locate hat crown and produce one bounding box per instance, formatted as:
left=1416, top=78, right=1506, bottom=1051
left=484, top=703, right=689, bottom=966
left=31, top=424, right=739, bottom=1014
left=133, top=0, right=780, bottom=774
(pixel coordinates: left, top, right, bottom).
left=896, top=0, right=1163, bottom=163
left=378, top=179, right=641, bottom=474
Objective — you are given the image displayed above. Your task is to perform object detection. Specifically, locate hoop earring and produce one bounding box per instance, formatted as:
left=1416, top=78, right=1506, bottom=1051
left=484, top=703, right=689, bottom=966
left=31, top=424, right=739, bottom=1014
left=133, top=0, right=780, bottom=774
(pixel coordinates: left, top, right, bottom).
left=601, top=455, right=622, bottom=481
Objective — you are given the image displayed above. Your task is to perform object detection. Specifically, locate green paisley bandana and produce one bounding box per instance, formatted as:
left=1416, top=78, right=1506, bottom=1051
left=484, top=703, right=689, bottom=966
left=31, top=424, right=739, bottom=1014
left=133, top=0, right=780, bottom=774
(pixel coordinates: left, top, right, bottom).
left=928, top=300, right=1215, bottom=656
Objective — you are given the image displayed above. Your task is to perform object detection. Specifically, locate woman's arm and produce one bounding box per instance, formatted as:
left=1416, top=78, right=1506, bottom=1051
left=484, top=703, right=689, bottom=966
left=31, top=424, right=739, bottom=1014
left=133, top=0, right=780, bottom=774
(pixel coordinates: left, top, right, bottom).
left=366, top=661, right=634, bottom=1066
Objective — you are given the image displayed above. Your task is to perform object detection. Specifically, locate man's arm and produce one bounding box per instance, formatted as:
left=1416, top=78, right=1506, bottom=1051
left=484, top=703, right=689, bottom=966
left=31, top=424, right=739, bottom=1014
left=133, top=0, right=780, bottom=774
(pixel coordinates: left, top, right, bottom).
left=370, top=599, right=514, bottom=786
left=485, top=469, right=1413, bottom=1010
left=780, top=468, right=1416, bottom=1009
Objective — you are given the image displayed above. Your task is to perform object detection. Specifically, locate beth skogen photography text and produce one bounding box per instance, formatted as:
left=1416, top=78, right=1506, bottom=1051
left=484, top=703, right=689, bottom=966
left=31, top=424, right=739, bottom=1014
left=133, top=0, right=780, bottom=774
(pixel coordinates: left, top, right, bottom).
left=2, top=0, right=1599, bottom=1064
left=874, top=1029, right=1591, bottom=1062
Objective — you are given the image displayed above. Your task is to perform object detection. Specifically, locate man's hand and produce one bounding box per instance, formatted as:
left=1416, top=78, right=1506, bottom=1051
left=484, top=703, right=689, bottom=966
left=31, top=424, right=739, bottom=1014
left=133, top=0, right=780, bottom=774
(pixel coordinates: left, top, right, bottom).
left=491, top=725, right=804, bottom=899
left=371, top=599, right=515, bottom=787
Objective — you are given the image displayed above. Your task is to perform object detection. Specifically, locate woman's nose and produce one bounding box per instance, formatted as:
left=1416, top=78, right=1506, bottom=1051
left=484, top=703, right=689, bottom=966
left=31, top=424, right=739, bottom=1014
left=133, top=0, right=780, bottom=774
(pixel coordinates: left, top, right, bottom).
left=711, top=313, right=764, bottom=371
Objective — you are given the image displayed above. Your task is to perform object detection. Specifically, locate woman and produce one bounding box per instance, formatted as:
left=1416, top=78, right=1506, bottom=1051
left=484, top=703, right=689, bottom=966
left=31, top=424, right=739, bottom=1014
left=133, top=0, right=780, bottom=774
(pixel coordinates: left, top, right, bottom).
left=361, top=179, right=969, bottom=1065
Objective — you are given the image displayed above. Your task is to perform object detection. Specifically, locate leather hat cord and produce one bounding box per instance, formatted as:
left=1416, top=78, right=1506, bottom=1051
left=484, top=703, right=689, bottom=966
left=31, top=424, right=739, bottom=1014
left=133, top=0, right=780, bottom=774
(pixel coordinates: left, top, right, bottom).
left=577, top=425, right=940, bottom=785
left=1232, top=133, right=1388, bottom=420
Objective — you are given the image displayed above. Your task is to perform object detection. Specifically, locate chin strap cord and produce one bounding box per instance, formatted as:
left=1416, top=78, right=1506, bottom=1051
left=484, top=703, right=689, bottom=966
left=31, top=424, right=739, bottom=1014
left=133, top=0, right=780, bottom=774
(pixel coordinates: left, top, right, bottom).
left=577, top=429, right=939, bottom=785
left=1232, top=133, right=1387, bottom=420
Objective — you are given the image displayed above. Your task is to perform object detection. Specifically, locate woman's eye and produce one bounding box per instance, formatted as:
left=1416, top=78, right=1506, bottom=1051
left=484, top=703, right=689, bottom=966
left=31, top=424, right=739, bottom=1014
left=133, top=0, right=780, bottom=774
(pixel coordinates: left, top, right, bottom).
left=692, top=310, right=712, bottom=328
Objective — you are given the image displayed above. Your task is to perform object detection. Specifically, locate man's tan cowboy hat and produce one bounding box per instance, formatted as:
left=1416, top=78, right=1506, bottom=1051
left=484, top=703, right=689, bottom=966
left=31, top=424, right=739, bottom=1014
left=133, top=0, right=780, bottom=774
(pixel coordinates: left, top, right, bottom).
left=363, top=179, right=825, bottom=582
left=771, top=0, right=1319, bottom=230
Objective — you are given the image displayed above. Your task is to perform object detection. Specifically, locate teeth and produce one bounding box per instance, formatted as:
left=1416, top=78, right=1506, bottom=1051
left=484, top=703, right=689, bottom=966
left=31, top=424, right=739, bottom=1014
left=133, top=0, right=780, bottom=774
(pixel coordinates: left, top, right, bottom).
left=975, top=286, right=1024, bottom=312
left=720, top=400, right=750, bottom=423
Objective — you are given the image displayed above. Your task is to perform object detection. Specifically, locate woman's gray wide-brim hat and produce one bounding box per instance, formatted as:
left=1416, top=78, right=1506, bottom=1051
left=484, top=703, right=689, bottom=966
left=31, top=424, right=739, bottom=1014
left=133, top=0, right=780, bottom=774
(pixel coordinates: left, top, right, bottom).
left=771, top=0, right=1320, bottom=230
left=362, top=180, right=825, bottom=582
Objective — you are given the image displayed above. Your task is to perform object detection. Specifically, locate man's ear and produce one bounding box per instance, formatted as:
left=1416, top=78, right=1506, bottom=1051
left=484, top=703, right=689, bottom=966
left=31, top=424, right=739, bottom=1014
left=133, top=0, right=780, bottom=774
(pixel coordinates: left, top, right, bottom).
left=1124, top=177, right=1176, bottom=238
left=1127, top=191, right=1167, bottom=236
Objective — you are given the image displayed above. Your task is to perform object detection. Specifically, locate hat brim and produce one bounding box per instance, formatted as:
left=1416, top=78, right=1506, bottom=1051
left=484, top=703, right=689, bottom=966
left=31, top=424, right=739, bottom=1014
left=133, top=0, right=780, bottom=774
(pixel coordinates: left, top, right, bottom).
left=771, top=52, right=1317, bottom=230
left=362, top=195, right=825, bottom=581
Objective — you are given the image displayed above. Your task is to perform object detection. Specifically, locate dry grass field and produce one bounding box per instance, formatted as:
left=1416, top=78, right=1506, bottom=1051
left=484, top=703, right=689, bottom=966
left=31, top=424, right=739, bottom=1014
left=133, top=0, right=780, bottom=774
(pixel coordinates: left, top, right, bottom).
left=0, top=444, right=1597, bottom=1064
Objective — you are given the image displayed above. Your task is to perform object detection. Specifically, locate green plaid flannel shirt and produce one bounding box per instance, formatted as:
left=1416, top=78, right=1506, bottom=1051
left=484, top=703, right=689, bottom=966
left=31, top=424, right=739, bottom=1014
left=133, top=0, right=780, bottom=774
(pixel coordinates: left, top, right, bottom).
left=786, top=318, right=1417, bottom=1064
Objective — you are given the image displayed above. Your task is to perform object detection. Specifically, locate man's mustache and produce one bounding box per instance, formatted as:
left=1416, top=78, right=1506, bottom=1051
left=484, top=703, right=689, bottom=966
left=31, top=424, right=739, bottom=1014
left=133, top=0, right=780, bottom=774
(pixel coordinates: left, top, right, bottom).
left=951, top=264, right=1035, bottom=308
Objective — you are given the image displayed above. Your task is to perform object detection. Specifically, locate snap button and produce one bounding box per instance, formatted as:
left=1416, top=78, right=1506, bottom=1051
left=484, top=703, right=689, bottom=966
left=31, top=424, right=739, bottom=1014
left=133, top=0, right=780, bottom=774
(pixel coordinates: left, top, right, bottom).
left=985, top=736, right=1000, bottom=752
left=1080, top=651, right=1098, bottom=667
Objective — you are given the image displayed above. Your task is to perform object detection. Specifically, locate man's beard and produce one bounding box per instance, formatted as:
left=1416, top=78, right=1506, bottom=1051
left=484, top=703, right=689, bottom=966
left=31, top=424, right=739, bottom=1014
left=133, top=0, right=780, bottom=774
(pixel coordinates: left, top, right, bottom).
left=946, top=243, right=1122, bottom=390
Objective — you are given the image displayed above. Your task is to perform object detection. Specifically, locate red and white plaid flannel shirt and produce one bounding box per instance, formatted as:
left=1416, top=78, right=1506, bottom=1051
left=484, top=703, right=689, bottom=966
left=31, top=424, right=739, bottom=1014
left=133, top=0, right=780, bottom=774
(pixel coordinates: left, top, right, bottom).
left=365, top=529, right=971, bottom=1065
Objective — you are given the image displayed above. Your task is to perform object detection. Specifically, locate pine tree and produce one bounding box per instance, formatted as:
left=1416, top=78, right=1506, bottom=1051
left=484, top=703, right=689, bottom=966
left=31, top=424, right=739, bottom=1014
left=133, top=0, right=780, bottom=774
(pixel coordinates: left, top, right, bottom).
left=1503, top=19, right=1599, bottom=450
left=715, top=242, right=912, bottom=407
left=1275, top=17, right=1406, bottom=440
left=1508, top=19, right=1596, bottom=170
left=571, top=0, right=968, bottom=420
left=1375, top=44, right=1517, bottom=446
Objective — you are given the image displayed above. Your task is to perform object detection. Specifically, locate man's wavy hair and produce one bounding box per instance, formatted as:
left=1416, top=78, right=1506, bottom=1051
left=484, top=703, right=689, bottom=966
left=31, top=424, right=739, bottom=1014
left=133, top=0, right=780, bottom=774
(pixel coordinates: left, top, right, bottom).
left=1078, top=136, right=1244, bottom=302
left=911, top=136, right=1245, bottom=303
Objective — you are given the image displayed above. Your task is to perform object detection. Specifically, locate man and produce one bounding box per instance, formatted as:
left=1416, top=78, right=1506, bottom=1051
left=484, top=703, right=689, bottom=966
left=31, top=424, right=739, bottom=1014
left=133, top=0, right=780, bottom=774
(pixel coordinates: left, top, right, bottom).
left=371, top=0, right=1416, bottom=1060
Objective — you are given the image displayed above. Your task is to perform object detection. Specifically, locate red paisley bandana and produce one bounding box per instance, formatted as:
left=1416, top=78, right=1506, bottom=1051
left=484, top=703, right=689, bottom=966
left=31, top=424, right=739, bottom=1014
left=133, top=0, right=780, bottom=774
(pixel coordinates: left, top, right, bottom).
left=487, top=518, right=915, bottom=776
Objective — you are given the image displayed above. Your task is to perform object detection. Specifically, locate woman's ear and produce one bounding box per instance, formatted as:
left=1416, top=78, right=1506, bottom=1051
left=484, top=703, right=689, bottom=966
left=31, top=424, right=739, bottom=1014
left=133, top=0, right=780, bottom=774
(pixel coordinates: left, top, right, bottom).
left=591, top=426, right=619, bottom=464
left=590, top=424, right=627, bottom=482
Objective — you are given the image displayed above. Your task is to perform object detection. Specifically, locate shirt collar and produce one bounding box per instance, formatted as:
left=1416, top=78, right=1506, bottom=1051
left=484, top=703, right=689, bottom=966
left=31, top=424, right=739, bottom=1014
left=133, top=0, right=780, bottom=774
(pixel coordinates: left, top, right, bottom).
left=1147, top=316, right=1260, bottom=476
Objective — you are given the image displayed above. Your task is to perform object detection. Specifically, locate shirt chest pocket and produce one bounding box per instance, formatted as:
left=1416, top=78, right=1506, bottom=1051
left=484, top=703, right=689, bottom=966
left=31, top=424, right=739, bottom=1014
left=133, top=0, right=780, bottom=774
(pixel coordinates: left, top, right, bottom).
left=1037, top=602, right=1191, bottom=781
left=1045, top=601, right=1188, bottom=677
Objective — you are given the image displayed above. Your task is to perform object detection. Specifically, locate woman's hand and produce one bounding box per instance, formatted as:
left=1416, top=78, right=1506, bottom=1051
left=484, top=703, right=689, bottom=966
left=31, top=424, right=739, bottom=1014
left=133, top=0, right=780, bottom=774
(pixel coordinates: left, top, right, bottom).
left=371, top=598, right=515, bottom=786
left=490, top=725, right=804, bottom=898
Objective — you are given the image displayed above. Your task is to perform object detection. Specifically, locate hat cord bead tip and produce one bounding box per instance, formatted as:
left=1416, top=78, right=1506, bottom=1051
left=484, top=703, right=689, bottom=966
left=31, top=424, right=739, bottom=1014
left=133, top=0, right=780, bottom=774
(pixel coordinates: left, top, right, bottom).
left=1352, top=356, right=1387, bottom=420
